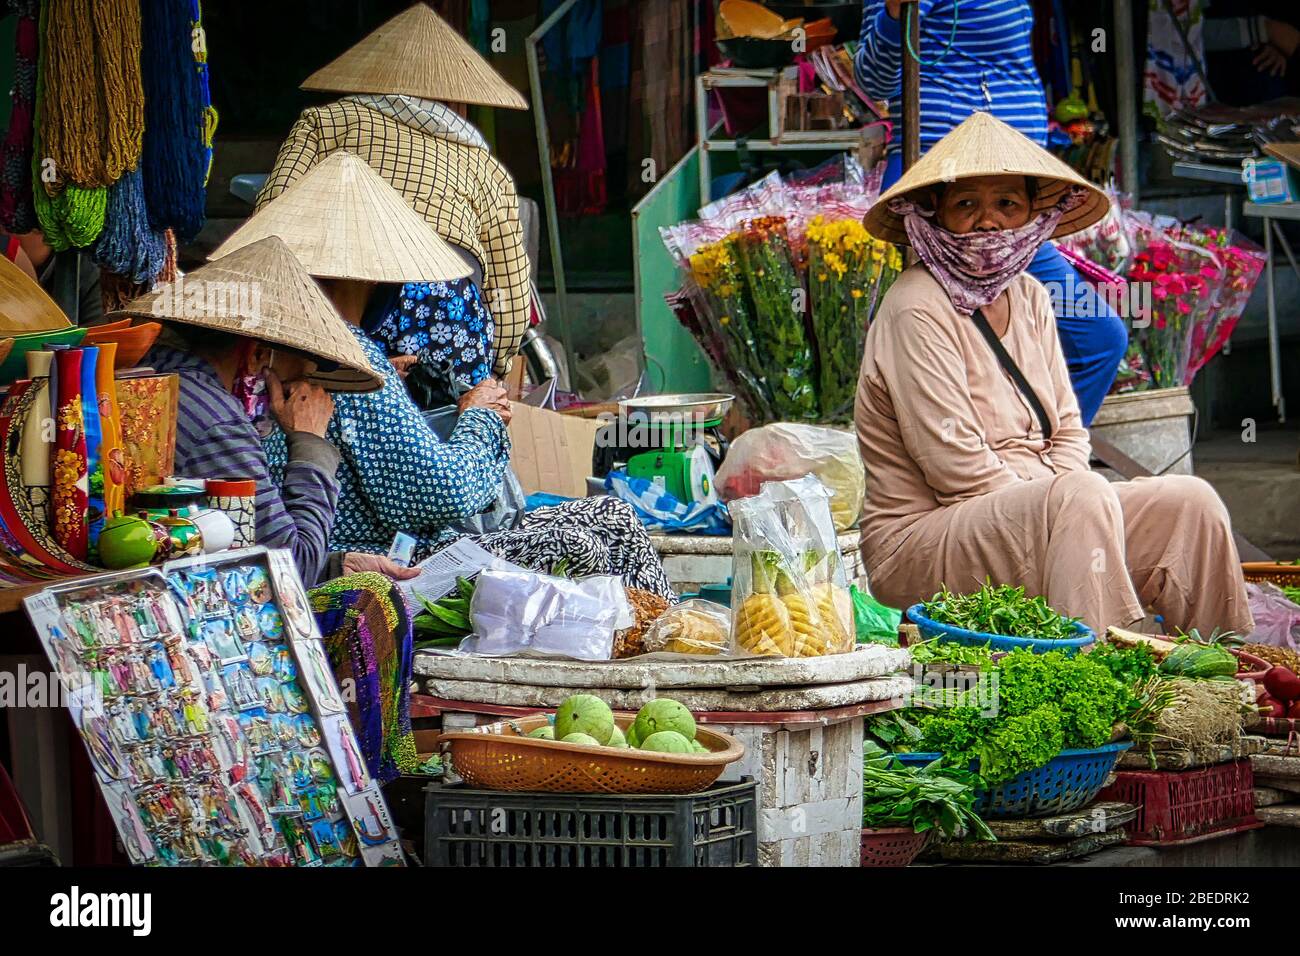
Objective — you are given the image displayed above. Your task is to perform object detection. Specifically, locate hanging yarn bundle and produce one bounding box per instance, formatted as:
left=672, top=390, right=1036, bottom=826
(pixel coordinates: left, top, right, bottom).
left=0, top=0, right=39, bottom=233
left=141, top=0, right=217, bottom=241
left=100, top=229, right=176, bottom=313
left=93, top=168, right=167, bottom=283
left=40, top=0, right=144, bottom=188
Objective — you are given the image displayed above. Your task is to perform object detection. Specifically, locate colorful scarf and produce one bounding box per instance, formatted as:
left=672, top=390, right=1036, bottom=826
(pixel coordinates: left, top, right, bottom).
left=889, top=186, right=1086, bottom=314
left=310, top=572, right=418, bottom=785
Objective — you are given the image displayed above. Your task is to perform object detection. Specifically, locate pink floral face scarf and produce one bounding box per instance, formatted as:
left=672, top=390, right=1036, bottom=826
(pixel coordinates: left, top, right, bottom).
left=888, top=186, right=1087, bottom=314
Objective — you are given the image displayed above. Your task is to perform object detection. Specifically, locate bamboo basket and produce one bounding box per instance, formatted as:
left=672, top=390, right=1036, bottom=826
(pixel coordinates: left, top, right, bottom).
left=439, top=713, right=744, bottom=795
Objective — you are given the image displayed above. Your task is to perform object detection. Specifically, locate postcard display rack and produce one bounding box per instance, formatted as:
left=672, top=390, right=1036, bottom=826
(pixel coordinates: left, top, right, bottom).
left=23, top=547, right=404, bottom=867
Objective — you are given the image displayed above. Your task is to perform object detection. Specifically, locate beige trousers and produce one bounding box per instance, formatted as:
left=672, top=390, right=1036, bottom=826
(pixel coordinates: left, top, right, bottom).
left=868, top=472, right=1255, bottom=637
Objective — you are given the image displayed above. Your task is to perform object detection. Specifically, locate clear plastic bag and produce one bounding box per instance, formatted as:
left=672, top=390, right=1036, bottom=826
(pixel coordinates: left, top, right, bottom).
left=642, top=599, right=733, bottom=656
left=461, top=570, right=633, bottom=661
left=714, top=423, right=865, bottom=531
left=761, top=474, right=854, bottom=651
left=729, top=492, right=848, bottom=657
left=1246, top=582, right=1300, bottom=653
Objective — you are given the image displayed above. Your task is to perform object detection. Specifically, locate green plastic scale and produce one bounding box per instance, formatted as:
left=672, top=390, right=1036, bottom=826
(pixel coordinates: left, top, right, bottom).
left=619, top=393, right=733, bottom=505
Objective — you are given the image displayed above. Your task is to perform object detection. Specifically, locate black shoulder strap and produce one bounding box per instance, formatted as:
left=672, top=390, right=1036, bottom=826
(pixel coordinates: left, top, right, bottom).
left=970, top=308, right=1053, bottom=441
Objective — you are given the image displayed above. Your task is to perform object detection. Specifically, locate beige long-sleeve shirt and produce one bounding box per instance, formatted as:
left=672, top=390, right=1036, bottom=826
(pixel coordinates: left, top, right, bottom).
left=854, top=266, right=1093, bottom=573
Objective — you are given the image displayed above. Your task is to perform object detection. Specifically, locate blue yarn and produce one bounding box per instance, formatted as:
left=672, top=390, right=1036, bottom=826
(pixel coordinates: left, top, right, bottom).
left=93, top=167, right=167, bottom=283
left=139, top=0, right=209, bottom=240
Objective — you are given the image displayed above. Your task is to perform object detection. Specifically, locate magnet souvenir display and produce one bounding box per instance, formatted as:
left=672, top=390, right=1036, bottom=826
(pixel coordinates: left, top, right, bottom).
left=23, top=547, right=404, bottom=867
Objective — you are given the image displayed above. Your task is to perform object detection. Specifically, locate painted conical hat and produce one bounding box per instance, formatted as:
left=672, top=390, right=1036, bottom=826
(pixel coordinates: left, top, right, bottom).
left=301, top=2, right=528, bottom=111
left=111, top=237, right=382, bottom=393
left=0, top=254, right=70, bottom=334
left=208, top=151, right=471, bottom=283
left=864, top=111, right=1109, bottom=246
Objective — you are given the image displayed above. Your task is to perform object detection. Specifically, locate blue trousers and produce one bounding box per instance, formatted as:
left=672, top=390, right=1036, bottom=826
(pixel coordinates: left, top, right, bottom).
left=881, top=153, right=1127, bottom=424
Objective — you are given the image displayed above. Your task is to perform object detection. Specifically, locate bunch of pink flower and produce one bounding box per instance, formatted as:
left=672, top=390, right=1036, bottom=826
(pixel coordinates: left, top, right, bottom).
left=1124, top=233, right=1220, bottom=389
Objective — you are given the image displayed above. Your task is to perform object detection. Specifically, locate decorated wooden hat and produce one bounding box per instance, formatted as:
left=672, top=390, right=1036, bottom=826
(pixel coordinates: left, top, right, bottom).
left=300, top=2, right=528, bottom=111
left=110, top=237, right=382, bottom=392
left=864, top=111, right=1110, bottom=245
left=0, top=254, right=71, bottom=335
left=209, top=151, right=471, bottom=283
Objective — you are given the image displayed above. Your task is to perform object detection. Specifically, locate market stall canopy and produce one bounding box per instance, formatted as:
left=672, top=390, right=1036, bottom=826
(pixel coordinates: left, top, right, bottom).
left=864, top=111, right=1110, bottom=246
left=0, top=255, right=71, bottom=334
left=208, top=151, right=471, bottom=283
left=111, top=236, right=383, bottom=393
left=299, top=2, right=528, bottom=111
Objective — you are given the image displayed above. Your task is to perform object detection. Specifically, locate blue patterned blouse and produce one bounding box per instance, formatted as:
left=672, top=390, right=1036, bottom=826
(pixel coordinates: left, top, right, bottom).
left=263, top=328, right=510, bottom=556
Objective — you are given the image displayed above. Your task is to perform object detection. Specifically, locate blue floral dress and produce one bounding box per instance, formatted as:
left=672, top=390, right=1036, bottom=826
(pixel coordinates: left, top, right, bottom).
left=263, top=329, right=510, bottom=556
left=363, top=279, right=495, bottom=389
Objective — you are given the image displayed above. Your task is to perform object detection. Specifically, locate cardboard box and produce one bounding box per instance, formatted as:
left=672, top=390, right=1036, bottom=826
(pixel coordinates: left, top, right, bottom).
left=507, top=402, right=604, bottom=498
left=1244, top=155, right=1300, bottom=204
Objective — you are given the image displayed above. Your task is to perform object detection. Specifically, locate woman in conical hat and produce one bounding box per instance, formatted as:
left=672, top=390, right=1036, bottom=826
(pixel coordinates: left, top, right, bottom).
left=118, top=236, right=401, bottom=586
left=855, top=112, right=1252, bottom=637
left=256, top=2, right=530, bottom=385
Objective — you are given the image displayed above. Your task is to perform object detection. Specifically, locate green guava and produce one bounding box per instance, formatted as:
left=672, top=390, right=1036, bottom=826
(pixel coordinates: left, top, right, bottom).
left=554, top=694, right=614, bottom=745
left=689, top=739, right=709, bottom=754
left=625, top=723, right=642, bottom=749
left=632, top=699, right=696, bottom=743
left=561, top=732, right=601, bottom=746
left=606, top=725, right=628, bottom=749
left=527, top=726, right=555, bottom=740
left=640, top=731, right=693, bottom=753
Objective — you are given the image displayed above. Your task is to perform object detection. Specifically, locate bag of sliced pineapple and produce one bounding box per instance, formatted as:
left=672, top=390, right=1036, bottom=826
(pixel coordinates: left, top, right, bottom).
left=761, top=474, right=855, bottom=654
left=729, top=491, right=845, bottom=658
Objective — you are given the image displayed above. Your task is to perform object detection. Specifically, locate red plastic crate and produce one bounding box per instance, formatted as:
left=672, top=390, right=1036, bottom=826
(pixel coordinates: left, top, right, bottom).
left=1097, top=760, right=1263, bottom=847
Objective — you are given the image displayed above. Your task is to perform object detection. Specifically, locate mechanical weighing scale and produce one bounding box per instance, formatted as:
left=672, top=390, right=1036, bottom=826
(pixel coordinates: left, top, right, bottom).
left=615, top=393, right=734, bottom=505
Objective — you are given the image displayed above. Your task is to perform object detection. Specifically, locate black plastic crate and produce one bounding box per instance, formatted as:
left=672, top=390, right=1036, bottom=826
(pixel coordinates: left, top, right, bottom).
left=425, top=779, right=758, bottom=867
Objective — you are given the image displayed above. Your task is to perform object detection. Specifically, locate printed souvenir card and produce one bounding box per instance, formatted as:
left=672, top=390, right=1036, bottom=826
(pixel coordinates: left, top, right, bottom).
left=24, top=547, right=404, bottom=867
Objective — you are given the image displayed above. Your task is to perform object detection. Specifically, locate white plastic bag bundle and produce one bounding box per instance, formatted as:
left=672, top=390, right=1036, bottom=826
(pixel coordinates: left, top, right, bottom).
left=762, top=474, right=854, bottom=647
left=714, top=423, right=864, bottom=531
left=461, top=570, right=633, bottom=661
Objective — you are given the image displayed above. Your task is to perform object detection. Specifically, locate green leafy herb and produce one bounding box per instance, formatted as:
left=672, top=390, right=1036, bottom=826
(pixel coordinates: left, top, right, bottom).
left=862, top=742, right=995, bottom=840
left=923, top=580, right=1081, bottom=640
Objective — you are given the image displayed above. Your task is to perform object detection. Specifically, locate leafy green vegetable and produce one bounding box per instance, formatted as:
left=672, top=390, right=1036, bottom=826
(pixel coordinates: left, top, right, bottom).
left=923, top=580, right=1082, bottom=640
left=1089, top=642, right=1160, bottom=688
left=908, top=639, right=995, bottom=668
left=864, top=710, right=926, bottom=751
left=861, top=742, right=995, bottom=841
left=978, top=706, right=1063, bottom=785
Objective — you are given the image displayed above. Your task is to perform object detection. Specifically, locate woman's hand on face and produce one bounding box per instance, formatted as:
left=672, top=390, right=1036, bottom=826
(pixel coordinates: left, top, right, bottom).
left=389, top=354, right=419, bottom=379
left=266, top=370, right=334, bottom=438
left=457, top=378, right=512, bottom=425
left=341, top=551, right=421, bottom=580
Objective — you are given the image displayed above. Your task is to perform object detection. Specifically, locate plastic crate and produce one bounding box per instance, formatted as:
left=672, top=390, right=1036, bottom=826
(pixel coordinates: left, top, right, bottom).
left=425, top=779, right=758, bottom=867
left=895, top=742, right=1132, bottom=818
left=860, top=827, right=928, bottom=867
left=1097, top=760, right=1263, bottom=846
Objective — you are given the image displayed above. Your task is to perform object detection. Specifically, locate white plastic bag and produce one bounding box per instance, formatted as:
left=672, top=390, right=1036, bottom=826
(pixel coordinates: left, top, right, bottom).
left=715, top=423, right=864, bottom=531
left=461, top=570, right=633, bottom=661
left=1246, top=582, right=1300, bottom=652
left=642, top=599, right=733, bottom=656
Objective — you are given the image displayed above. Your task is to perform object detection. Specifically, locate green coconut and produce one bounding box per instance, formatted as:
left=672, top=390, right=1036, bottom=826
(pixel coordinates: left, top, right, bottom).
left=640, top=731, right=693, bottom=753
left=526, top=725, right=555, bottom=740
left=606, top=725, right=629, bottom=749
left=632, top=699, right=696, bottom=744
left=625, top=723, right=643, bottom=749
left=554, top=694, right=615, bottom=745
left=561, top=732, right=601, bottom=746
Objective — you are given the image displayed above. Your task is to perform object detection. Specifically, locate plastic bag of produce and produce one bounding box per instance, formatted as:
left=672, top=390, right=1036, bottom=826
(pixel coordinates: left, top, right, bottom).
left=762, top=474, right=854, bottom=649
left=642, top=599, right=733, bottom=656
left=714, top=422, right=864, bottom=531
left=851, top=584, right=901, bottom=645
left=729, top=491, right=847, bottom=657
left=1245, top=582, right=1300, bottom=653
left=460, top=570, right=633, bottom=661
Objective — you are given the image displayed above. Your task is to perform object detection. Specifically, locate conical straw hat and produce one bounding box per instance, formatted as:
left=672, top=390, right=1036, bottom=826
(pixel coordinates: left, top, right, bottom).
left=301, top=2, right=528, bottom=111
left=864, top=111, right=1109, bottom=246
left=111, top=236, right=382, bottom=393
left=0, top=255, right=70, bottom=334
left=208, top=151, right=471, bottom=283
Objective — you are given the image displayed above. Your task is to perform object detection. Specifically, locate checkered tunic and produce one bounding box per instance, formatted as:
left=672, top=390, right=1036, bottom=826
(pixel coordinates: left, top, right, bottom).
left=256, top=100, right=529, bottom=375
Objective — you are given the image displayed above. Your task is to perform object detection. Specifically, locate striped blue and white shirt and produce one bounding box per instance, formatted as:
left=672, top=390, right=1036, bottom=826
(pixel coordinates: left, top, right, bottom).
left=855, top=0, right=1049, bottom=158
left=146, top=345, right=341, bottom=584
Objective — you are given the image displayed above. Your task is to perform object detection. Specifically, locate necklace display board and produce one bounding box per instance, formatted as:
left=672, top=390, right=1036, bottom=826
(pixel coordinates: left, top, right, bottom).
left=23, top=546, right=404, bottom=867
